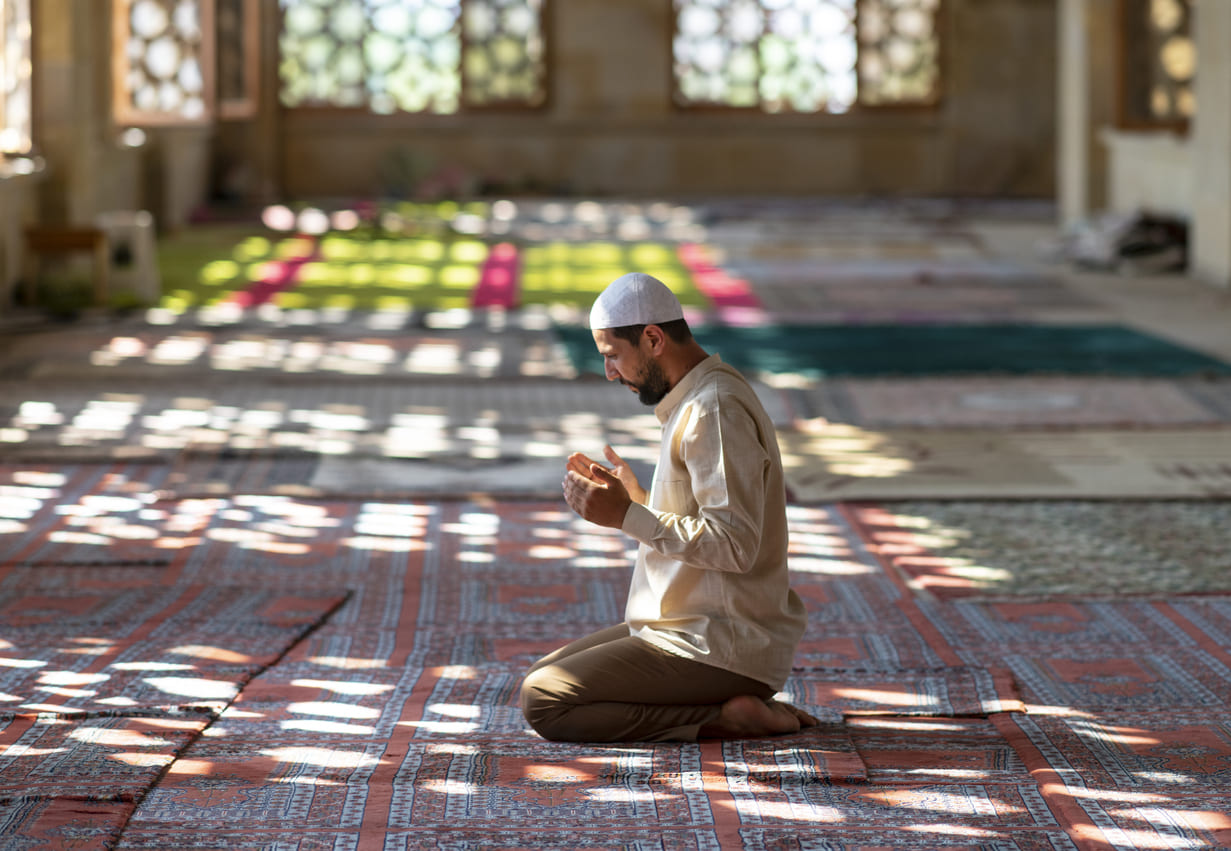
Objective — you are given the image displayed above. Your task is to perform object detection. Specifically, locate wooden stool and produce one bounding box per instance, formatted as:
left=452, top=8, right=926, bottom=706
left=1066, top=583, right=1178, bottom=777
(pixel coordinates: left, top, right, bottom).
left=23, top=226, right=109, bottom=307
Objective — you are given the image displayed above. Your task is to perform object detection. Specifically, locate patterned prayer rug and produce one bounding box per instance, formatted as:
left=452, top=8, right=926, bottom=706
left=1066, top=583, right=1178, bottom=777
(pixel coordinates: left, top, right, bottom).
left=845, top=501, right=1231, bottom=598
left=0, top=584, right=349, bottom=717
left=787, top=376, right=1231, bottom=428
left=7, top=322, right=575, bottom=382
left=2, top=486, right=1229, bottom=848
left=999, top=712, right=1231, bottom=851
left=104, top=498, right=1074, bottom=849
left=0, top=714, right=210, bottom=800
left=780, top=425, right=1231, bottom=500
left=745, top=274, right=1106, bottom=325
left=0, top=576, right=347, bottom=850
left=0, top=796, right=134, bottom=850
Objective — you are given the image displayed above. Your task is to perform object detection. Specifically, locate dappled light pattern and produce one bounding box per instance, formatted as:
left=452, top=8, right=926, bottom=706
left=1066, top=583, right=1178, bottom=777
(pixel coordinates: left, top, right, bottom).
left=519, top=240, right=704, bottom=313
left=781, top=421, right=917, bottom=482
left=849, top=501, right=1231, bottom=598
left=0, top=372, right=671, bottom=495
left=77, top=324, right=570, bottom=377
left=3, top=481, right=1231, bottom=845
left=5, top=196, right=1231, bottom=847
left=288, top=233, right=488, bottom=312
left=150, top=199, right=712, bottom=325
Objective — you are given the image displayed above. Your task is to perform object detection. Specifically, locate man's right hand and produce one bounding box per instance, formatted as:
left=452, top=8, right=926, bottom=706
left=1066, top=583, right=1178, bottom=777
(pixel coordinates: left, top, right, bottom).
left=566, top=446, right=646, bottom=505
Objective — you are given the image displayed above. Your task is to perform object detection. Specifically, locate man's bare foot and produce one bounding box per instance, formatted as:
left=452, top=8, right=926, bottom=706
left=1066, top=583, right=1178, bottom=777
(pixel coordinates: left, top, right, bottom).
left=699, top=695, right=820, bottom=739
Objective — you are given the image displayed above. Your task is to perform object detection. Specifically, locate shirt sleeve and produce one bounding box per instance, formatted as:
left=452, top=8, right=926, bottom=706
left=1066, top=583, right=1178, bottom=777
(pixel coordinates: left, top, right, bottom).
left=620, top=399, right=769, bottom=574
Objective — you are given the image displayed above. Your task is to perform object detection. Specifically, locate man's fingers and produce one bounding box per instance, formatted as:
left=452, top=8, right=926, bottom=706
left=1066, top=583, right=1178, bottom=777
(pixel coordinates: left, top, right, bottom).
left=589, top=463, right=616, bottom=483
left=567, top=452, right=595, bottom=475
left=563, top=468, right=602, bottom=501
left=603, top=445, right=624, bottom=468
left=562, top=470, right=586, bottom=513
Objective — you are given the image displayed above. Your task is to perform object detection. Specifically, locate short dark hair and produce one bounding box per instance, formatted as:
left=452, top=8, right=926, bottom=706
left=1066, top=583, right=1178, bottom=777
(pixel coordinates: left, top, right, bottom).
left=609, top=318, right=692, bottom=346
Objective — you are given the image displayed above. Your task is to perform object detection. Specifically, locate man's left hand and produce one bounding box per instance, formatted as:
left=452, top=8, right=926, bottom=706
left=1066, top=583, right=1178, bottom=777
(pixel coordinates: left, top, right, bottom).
left=563, top=463, right=632, bottom=529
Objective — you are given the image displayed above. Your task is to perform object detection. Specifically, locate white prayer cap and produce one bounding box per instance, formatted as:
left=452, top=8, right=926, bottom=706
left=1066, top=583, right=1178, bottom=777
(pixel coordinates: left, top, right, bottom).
left=589, top=273, right=684, bottom=330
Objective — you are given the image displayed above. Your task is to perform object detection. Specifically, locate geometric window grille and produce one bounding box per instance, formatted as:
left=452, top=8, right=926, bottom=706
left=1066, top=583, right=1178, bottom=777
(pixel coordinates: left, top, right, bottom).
left=279, top=0, right=548, bottom=114
left=1118, top=0, right=1194, bottom=130
left=0, top=0, right=33, bottom=153
left=462, top=0, right=547, bottom=108
left=672, top=0, right=939, bottom=114
left=112, top=0, right=215, bottom=125
left=858, top=0, right=940, bottom=107
left=216, top=0, right=259, bottom=119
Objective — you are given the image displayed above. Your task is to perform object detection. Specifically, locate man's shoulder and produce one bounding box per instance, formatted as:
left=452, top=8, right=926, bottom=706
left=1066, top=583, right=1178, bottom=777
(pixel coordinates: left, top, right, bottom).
left=688, top=361, right=764, bottom=414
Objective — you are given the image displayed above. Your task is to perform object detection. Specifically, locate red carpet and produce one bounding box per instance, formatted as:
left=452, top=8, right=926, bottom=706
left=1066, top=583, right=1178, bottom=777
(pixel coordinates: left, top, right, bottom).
left=1, top=490, right=1229, bottom=848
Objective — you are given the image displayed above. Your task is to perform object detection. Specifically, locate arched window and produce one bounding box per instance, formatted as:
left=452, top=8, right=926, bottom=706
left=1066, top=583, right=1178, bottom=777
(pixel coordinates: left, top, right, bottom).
left=1, top=0, right=33, bottom=154
left=672, top=0, right=940, bottom=114
left=278, top=0, right=549, bottom=114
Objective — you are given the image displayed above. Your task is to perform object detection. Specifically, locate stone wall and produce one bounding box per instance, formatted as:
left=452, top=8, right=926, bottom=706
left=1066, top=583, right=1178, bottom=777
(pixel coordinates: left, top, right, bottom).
left=252, top=0, right=1059, bottom=201
left=34, top=0, right=1061, bottom=223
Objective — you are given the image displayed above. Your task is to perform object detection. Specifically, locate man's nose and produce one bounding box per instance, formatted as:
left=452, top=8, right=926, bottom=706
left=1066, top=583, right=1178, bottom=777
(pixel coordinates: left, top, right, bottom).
left=604, top=361, right=619, bottom=381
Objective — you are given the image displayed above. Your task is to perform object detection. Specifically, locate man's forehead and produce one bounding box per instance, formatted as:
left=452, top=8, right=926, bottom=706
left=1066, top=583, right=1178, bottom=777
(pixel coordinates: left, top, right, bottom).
left=592, top=328, right=623, bottom=351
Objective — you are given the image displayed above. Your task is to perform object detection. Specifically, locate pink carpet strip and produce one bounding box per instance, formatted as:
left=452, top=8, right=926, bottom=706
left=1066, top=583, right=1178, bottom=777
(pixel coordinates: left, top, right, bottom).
left=230, top=235, right=319, bottom=308
left=678, top=242, right=766, bottom=325
left=472, top=242, right=520, bottom=309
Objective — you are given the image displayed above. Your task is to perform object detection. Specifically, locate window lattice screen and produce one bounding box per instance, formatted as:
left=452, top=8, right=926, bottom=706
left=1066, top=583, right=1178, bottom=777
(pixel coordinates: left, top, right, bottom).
left=113, top=0, right=214, bottom=125
left=1120, top=0, right=1194, bottom=129
left=1, top=0, right=33, bottom=153
left=858, top=0, right=939, bottom=106
left=462, top=0, right=546, bottom=107
left=673, top=0, right=940, bottom=113
left=279, top=0, right=547, bottom=114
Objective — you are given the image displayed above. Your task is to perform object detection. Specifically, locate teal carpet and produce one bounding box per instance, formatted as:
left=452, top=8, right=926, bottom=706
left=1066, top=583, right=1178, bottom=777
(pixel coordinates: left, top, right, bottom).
left=555, top=324, right=1231, bottom=378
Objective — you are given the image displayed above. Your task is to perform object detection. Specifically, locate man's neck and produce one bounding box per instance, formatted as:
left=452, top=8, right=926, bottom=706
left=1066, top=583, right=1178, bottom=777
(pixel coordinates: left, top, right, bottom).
left=663, top=343, right=710, bottom=391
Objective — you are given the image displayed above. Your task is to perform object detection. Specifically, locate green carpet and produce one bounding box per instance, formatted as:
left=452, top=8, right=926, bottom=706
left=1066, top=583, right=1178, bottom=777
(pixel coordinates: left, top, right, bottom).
left=555, top=323, right=1231, bottom=377
left=518, top=241, right=704, bottom=309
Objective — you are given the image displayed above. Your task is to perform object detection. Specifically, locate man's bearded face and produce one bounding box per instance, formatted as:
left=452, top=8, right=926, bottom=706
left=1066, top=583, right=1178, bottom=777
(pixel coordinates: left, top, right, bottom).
left=624, top=352, right=671, bottom=406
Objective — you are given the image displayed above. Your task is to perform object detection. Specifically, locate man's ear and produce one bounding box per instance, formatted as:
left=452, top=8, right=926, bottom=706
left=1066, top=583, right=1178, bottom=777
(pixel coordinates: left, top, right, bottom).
left=642, top=324, right=667, bottom=355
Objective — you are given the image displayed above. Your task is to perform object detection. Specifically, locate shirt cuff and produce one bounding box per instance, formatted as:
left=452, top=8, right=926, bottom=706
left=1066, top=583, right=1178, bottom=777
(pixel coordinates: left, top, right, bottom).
left=621, top=501, right=659, bottom=544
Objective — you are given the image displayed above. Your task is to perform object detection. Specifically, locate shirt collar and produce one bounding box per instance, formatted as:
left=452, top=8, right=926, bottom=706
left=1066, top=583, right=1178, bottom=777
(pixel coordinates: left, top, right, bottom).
left=654, top=354, right=722, bottom=423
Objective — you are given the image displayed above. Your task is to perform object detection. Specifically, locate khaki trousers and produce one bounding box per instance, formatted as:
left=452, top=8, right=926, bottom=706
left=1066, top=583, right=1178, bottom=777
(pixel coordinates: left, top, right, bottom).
left=520, top=624, right=775, bottom=743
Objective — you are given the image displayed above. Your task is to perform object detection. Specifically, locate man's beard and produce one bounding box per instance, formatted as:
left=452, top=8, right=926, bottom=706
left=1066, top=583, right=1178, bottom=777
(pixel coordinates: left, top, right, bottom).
left=625, top=357, right=671, bottom=406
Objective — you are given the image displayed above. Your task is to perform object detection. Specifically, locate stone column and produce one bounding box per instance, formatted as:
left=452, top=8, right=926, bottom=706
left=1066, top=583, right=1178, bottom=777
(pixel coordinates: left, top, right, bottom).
left=0, top=172, right=39, bottom=306
left=1057, top=0, right=1091, bottom=226
left=1190, top=0, right=1231, bottom=288
left=1057, top=0, right=1117, bottom=227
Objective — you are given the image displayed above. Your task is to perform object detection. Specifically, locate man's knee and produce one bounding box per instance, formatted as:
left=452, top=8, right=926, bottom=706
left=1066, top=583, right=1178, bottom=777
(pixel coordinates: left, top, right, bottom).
left=520, top=666, right=580, bottom=742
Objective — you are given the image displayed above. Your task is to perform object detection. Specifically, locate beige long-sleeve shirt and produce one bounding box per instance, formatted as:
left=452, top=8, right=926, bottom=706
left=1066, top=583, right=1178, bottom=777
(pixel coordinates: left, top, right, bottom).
left=621, top=354, right=807, bottom=690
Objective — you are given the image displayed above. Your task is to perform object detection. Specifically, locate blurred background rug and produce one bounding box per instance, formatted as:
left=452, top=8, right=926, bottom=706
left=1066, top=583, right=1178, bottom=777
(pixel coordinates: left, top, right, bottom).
left=555, top=323, right=1231, bottom=378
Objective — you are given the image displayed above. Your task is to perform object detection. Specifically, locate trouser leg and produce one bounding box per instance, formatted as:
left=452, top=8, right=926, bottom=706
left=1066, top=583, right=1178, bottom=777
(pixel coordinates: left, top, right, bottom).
left=525, top=623, right=631, bottom=677
left=520, top=625, right=774, bottom=743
